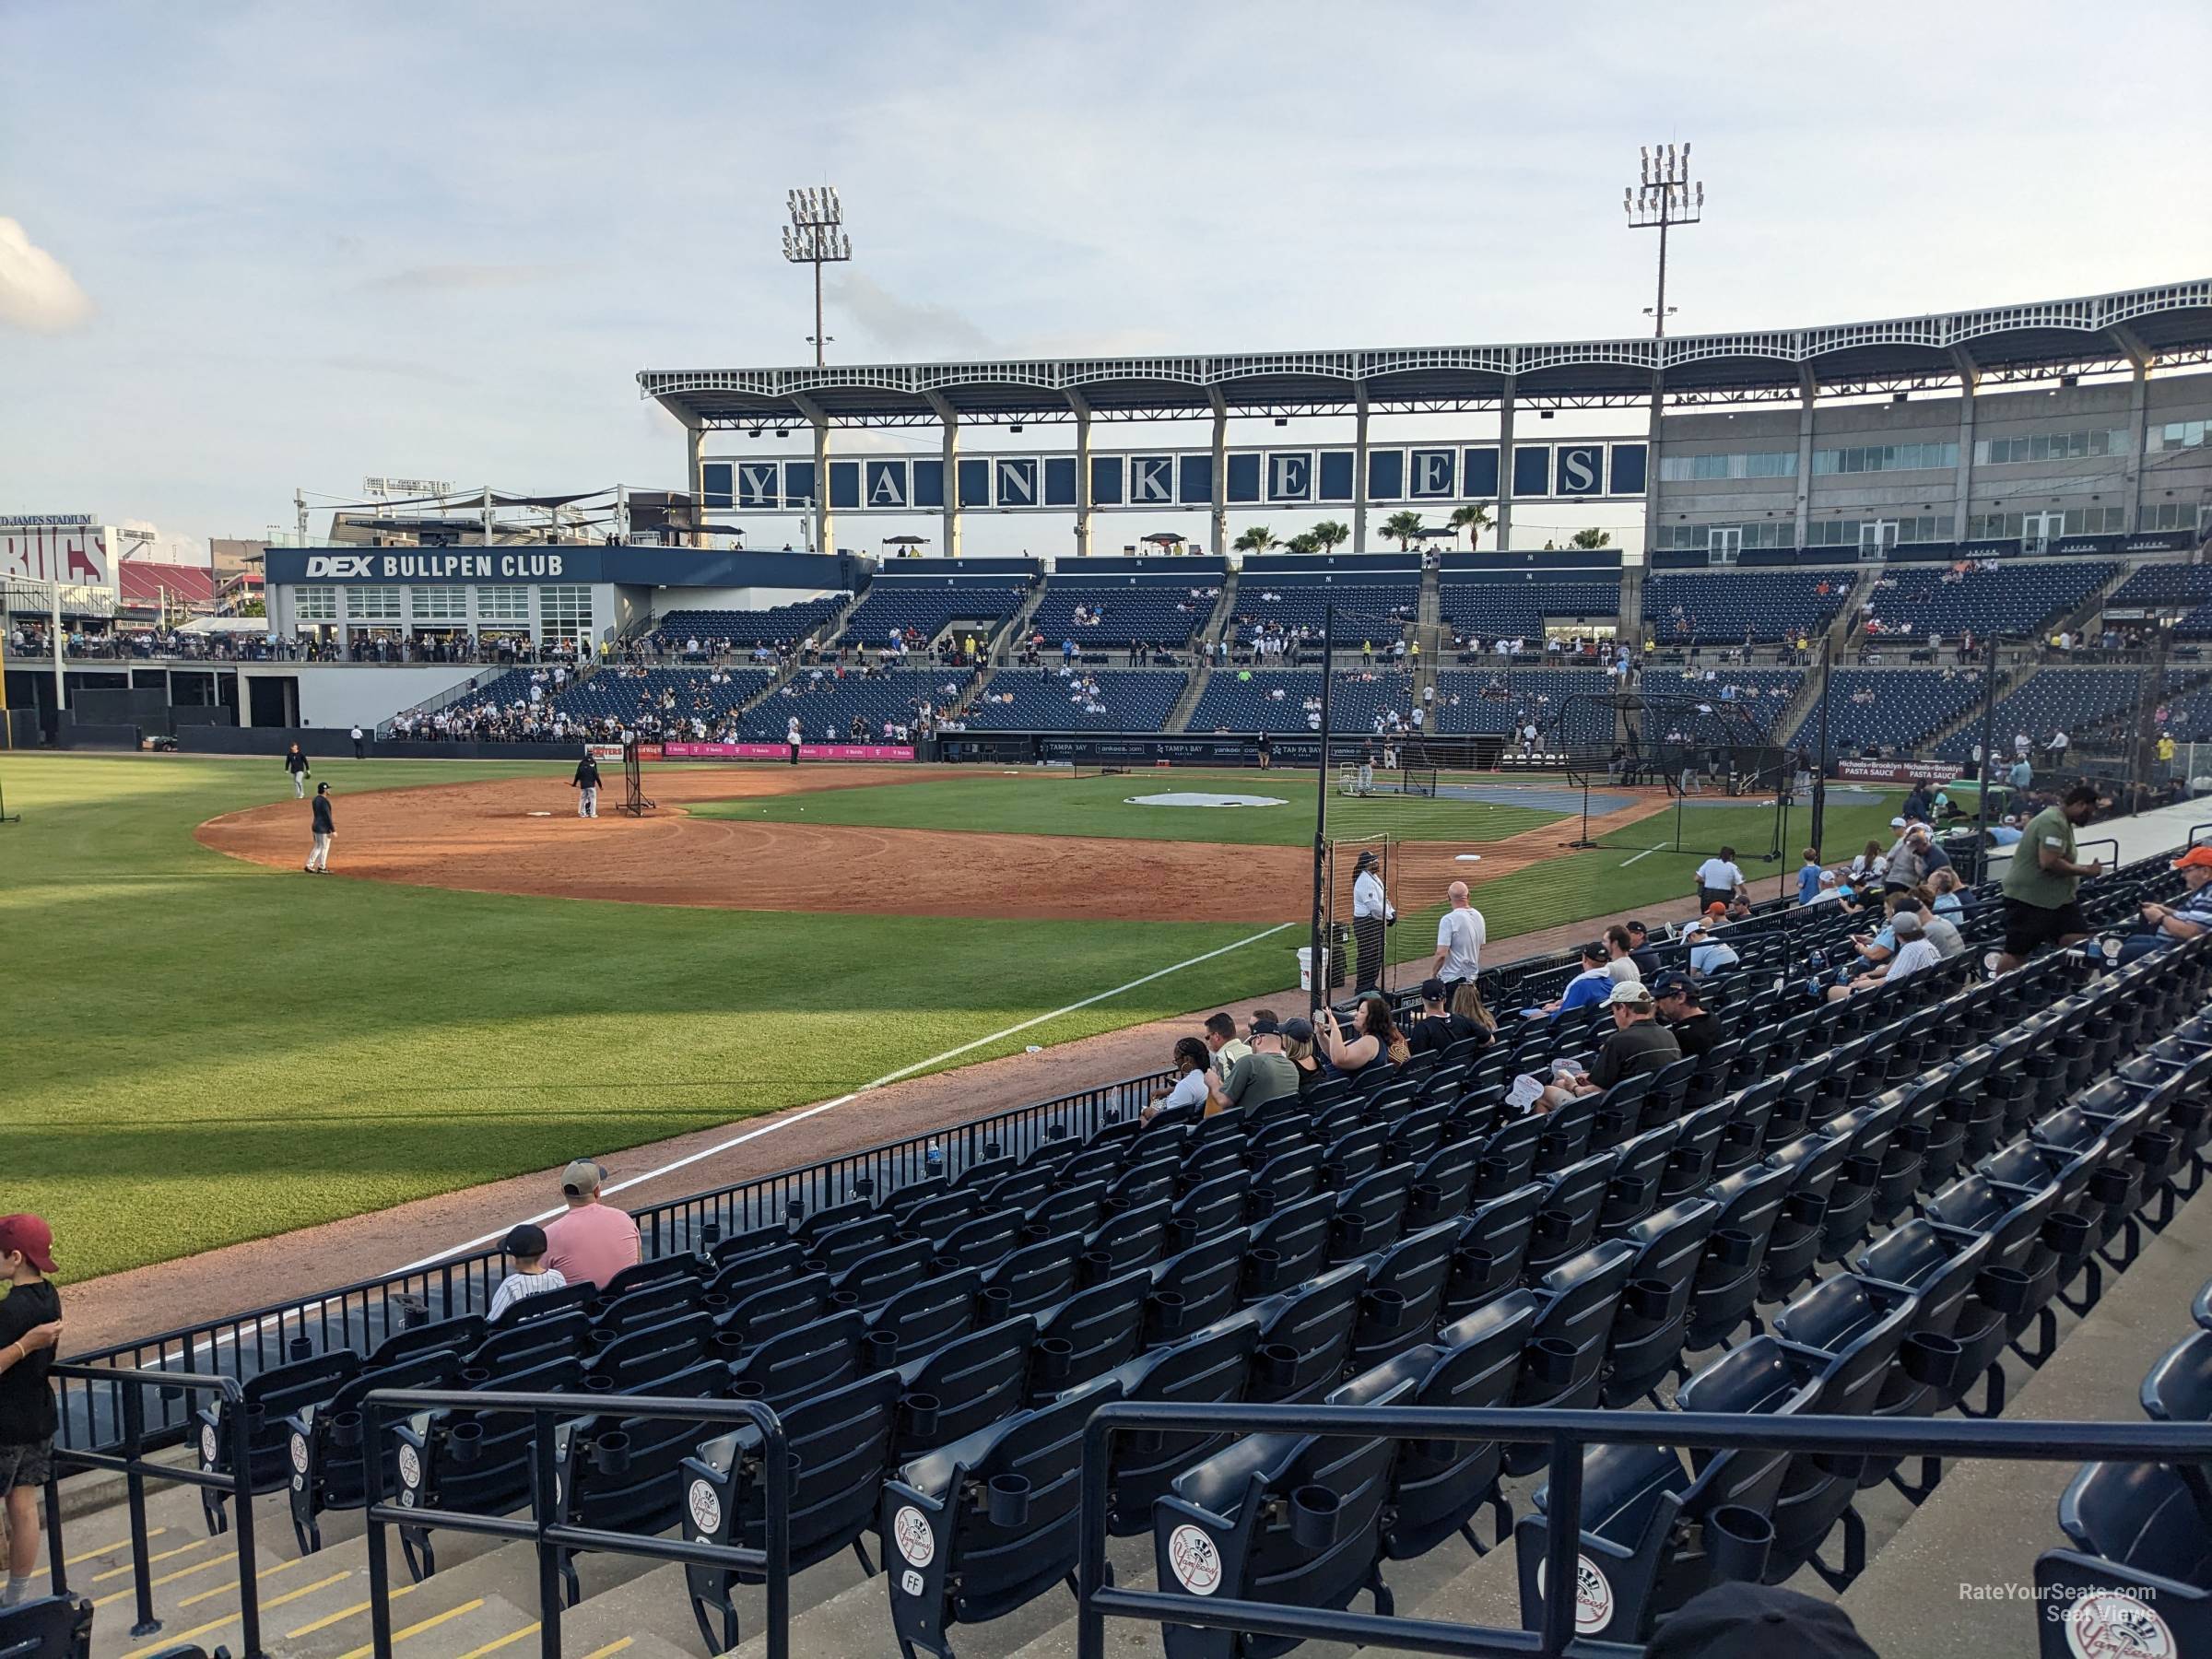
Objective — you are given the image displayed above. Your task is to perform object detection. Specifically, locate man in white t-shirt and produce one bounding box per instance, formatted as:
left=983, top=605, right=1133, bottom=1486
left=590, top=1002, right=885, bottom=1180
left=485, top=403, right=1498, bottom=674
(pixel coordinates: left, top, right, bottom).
left=1694, top=847, right=1747, bottom=910
left=1829, top=912, right=1941, bottom=1001
left=1430, top=881, right=1486, bottom=989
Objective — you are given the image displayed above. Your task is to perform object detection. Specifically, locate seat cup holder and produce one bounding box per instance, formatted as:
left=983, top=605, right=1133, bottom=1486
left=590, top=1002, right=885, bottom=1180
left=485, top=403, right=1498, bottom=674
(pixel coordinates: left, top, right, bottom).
left=980, top=1286, right=1014, bottom=1316
left=1452, top=1246, right=1498, bottom=1286
left=2041, top=1213, right=2095, bottom=1263
left=784, top=1200, right=806, bottom=1225
left=1842, top=1154, right=1882, bottom=1187
left=1148, top=1291, right=1188, bottom=1338
left=1248, top=1184, right=1277, bottom=1219
left=1047, top=1124, right=1070, bottom=1141
left=2088, top=1168, right=2134, bottom=1206
left=330, top=1411, right=362, bottom=1450
left=700, top=1222, right=724, bottom=1251
left=1710, top=1228, right=1755, bottom=1268
left=902, top=1393, right=940, bottom=1440
left=1247, top=1248, right=1284, bottom=1292
left=287, top=1336, right=315, bottom=1362
left=1977, top=1265, right=2034, bottom=1314
left=587, top=1325, right=618, bottom=1348
left=1900, top=1331, right=1967, bottom=1392
left=712, top=1330, right=747, bottom=1359
left=1289, top=1485, right=1343, bottom=1549
left=1704, top=1504, right=1775, bottom=1584
left=1080, top=1250, right=1114, bottom=1284
left=866, top=1330, right=900, bottom=1368
left=1037, top=1337, right=1074, bottom=1382
left=1364, top=1288, right=1406, bottom=1331
left=582, top=1373, right=613, bottom=1394
left=732, top=1378, right=766, bottom=1401
left=987, top=1473, right=1032, bottom=1528
left=1021, top=1221, right=1053, bottom=1241
left=983, top=1139, right=1003, bottom=1158
left=1257, top=1342, right=1300, bottom=1388
left=593, top=1431, right=632, bottom=1476
left=1535, top=1206, right=1572, bottom=1243
left=449, top=1420, right=483, bottom=1464
left=930, top=1257, right=964, bottom=1277
left=700, top=1293, right=731, bottom=1315
left=1527, top=1336, right=1577, bottom=1386
left=1783, top=1192, right=1826, bottom=1226
left=1410, top=1182, right=1443, bottom=1220
left=1625, top=1277, right=1674, bottom=1321
left=800, top=1258, right=829, bottom=1276
left=460, top=1367, right=490, bottom=1386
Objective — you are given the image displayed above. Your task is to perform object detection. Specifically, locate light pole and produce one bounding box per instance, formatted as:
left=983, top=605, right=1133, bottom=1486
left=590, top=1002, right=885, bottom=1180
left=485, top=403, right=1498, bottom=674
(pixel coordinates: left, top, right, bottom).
left=782, top=186, right=852, bottom=369
left=1625, top=142, right=1704, bottom=339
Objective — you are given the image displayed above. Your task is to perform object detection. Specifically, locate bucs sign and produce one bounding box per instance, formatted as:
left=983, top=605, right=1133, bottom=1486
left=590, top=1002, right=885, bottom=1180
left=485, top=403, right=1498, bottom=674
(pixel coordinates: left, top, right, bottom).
left=1, top=515, right=112, bottom=588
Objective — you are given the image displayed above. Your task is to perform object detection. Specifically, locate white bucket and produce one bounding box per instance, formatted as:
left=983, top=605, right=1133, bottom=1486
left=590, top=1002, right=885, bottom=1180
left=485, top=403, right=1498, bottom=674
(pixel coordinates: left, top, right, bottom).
left=1298, top=947, right=1313, bottom=991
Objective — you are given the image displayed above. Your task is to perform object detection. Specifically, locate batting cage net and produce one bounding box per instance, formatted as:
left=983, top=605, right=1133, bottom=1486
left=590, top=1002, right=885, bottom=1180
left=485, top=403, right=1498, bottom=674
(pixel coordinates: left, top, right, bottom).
left=621, top=738, right=654, bottom=817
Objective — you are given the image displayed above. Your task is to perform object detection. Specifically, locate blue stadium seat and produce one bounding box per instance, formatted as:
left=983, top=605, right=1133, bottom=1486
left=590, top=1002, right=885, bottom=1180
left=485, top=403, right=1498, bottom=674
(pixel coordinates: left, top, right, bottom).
left=1862, top=560, right=2114, bottom=641
left=1644, top=571, right=1851, bottom=644
left=844, top=579, right=1030, bottom=651
left=1371, top=1290, right=1538, bottom=1559
left=2142, top=1329, right=2212, bottom=1422
left=1098, top=1317, right=1264, bottom=1535
left=655, top=596, right=848, bottom=652
left=961, top=668, right=1189, bottom=731
left=1440, top=581, right=1619, bottom=641
left=2037, top=1462, right=2212, bottom=1658
left=1029, top=575, right=1218, bottom=647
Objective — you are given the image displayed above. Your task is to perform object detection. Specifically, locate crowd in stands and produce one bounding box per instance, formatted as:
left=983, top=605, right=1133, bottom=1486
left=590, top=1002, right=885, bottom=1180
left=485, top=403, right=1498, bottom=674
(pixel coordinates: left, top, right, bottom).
left=1644, top=570, right=1852, bottom=644
left=963, top=666, right=1190, bottom=731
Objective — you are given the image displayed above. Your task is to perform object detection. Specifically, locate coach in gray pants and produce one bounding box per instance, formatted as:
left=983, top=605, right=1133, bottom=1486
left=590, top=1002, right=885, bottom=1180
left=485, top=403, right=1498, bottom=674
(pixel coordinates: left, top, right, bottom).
left=572, top=749, right=601, bottom=818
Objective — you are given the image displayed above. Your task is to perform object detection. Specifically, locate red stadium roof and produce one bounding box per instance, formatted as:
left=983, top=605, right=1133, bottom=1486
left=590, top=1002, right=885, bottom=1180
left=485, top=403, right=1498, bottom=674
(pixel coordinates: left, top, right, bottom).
left=116, top=560, right=218, bottom=609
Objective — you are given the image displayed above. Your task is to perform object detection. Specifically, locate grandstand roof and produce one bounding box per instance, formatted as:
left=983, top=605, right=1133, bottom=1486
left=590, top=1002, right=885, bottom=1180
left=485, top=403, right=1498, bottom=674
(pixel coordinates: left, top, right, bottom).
left=641, top=279, right=2212, bottom=429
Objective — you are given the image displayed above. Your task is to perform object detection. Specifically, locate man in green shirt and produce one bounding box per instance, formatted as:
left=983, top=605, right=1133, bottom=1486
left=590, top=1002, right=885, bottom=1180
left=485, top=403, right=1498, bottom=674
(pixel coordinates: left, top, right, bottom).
left=1995, top=783, right=2106, bottom=972
left=1213, top=1015, right=1301, bottom=1115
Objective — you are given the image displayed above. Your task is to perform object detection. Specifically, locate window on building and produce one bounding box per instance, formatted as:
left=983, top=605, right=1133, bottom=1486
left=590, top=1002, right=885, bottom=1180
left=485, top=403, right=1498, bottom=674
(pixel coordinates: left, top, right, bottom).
left=348, top=587, right=401, bottom=623
left=1966, top=507, right=2125, bottom=540
left=1657, top=450, right=1797, bottom=482
left=1975, top=428, right=2128, bottom=465
left=1811, top=441, right=1959, bottom=476
left=410, top=587, right=466, bottom=622
left=1806, top=514, right=1955, bottom=547
left=294, top=586, right=336, bottom=621
left=1654, top=521, right=1794, bottom=551
left=2147, top=419, right=2209, bottom=453
left=2140, top=503, right=2199, bottom=533
left=476, top=585, right=530, bottom=622
left=537, top=584, right=593, bottom=641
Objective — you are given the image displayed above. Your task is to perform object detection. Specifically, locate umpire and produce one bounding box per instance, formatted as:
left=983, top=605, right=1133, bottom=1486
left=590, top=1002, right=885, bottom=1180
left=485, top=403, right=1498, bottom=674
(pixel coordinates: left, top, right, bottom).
left=571, top=747, right=601, bottom=818
left=1352, top=849, right=1395, bottom=994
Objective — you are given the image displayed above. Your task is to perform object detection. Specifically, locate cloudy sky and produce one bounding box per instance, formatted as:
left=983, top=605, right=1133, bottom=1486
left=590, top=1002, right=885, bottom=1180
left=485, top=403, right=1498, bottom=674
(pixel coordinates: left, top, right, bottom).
left=4, top=0, right=2208, bottom=559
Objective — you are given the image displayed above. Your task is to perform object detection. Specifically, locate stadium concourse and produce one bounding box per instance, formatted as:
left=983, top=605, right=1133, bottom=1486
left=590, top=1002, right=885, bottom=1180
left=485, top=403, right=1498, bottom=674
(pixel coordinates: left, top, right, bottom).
left=16, top=794, right=2212, bottom=1659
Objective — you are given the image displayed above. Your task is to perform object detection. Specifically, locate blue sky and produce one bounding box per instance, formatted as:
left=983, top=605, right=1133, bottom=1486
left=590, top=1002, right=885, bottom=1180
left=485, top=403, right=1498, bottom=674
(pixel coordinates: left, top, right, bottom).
left=4, top=0, right=2208, bottom=557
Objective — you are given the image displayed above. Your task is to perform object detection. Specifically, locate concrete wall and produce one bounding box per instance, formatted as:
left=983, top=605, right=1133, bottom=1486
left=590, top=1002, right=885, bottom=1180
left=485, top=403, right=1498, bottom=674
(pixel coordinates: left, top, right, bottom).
left=245, top=663, right=483, bottom=730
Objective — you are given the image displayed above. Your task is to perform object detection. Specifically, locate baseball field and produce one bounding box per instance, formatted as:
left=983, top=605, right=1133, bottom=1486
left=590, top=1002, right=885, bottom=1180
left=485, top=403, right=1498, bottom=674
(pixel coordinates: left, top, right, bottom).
left=1, top=752, right=1904, bottom=1287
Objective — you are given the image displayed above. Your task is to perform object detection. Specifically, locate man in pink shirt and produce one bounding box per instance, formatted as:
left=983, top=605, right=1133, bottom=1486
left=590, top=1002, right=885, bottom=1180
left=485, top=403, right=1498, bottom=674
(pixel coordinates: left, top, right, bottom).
left=541, top=1159, right=641, bottom=1289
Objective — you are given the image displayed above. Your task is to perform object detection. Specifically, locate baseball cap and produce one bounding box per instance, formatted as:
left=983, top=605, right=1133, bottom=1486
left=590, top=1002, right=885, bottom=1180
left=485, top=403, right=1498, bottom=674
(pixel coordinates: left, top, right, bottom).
left=1419, top=977, right=1448, bottom=1002
left=1704, top=900, right=1729, bottom=918
left=2175, top=846, right=2212, bottom=871
left=1889, top=816, right=1908, bottom=829
left=1280, top=1017, right=1314, bottom=1044
left=1892, top=912, right=1924, bottom=937
left=1818, top=868, right=1839, bottom=885
left=1651, top=972, right=1698, bottom=999
left=1580, top=940, right=1607, bottom=962
left=1249, top=1014, right=1281, bottom=1037
left=559, top=1159, right=607, bottom=1196
left=502, top=1222, right=548, bottom=1256
left=1606, top=982, right=1655, bottom=1010
left=1625, top=918, right=1648, bottom=935
left=0, top=1214, right=56, bottom=1274
left=1644, top=1583, right=1879, bottom=1659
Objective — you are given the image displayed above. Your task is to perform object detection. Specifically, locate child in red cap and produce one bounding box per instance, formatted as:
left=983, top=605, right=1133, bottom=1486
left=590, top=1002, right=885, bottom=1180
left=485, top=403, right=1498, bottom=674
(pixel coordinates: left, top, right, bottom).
left=0, top=1215, right=63, bottom=1608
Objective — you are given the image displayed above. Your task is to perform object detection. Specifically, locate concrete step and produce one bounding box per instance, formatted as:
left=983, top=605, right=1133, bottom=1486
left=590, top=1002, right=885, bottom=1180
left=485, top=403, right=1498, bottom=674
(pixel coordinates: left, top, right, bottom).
left=1837, top=1181, right=2212, bottom=1659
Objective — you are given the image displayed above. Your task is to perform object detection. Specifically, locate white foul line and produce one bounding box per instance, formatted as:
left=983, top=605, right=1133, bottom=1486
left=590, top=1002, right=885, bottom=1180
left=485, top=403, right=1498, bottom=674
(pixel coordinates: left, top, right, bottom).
left=1619, top=841, right=1668, bottom=866
left=394, top=919, right=1300, bottom=1270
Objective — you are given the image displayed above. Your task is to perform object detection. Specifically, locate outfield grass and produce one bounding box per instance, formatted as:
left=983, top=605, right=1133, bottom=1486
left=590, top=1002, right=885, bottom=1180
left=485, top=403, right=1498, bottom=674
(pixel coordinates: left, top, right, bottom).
left=691, top=766, right=1565, bottom=846
left=0, top=755, right=1303, bottom=1283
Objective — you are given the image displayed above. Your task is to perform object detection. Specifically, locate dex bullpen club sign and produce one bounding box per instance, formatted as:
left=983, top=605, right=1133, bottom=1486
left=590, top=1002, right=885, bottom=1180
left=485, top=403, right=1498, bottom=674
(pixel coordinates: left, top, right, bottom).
left=265, top=548, right=609, bottom=584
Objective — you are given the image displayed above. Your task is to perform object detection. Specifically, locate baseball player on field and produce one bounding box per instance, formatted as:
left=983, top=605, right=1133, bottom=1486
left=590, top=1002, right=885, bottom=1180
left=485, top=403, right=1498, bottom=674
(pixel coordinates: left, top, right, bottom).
left=571, top=747, right=601, bottom=818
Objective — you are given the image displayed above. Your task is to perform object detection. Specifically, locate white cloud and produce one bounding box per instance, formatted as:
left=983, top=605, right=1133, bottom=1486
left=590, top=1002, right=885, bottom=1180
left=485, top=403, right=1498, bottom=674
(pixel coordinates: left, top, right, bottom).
left=0, top=218, right=93, bottom=333
left=829, top=272, right=994, bottom=358
left=118, top=519, right=211, bottom=565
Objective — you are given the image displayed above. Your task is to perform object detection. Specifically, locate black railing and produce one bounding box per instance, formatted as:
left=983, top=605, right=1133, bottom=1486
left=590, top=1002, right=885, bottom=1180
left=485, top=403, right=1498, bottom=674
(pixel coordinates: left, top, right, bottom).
left=360, top=1386, right=791, bottom=1659
left=44, top=1364, right=268, bottom=1659
left=1076, top=1403, right=2212, bottom=1659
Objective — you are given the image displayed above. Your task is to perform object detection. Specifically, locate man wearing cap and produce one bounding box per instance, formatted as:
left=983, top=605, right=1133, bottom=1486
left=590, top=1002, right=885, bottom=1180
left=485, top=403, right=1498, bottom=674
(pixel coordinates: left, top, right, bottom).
left=1686, top=907, right=1739, bottom=975
left=1691, top=846, right=1747, bottom=912
left=1805, top=868, right=1844, bottom=905
left=2113, top=845, right=2212, bottom=962
left=1350, top=849, right=1394, bottom=995
left=1428, top=881, right=1485, bottom=993
left=488, top=1224, right=568, bottom=1322
left=1994, top=782, right=2107, bottom=973
left=1830, top=911, right=1942, bottom=1000
left=1538, top=982, right=1681, bottom=1109
left=1622, top=919, right=1661, bottom=979
left=1882, top=818, right=1926, bottom=895
left=1652, top=974, right=1724, bottom=1057
left=0, top=1216, right=64, bottom=1609
left=1214, top=1015, right=1302, bottom=1114
left=542, top=1160, right=641, bottom=1290
left=1536, top=941, right=1615, bottom=1019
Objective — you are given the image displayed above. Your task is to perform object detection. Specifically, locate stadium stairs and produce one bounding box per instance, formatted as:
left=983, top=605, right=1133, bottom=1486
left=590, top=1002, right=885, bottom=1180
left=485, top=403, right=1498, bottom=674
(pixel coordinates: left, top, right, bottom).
left=1913, top=659, right=2040, bottom=758
left=1162, top=664, right=1210, bottom=734
left=1159, top=572, right=1241, bottom=732
left=995, top=583, right=1051, bottom=666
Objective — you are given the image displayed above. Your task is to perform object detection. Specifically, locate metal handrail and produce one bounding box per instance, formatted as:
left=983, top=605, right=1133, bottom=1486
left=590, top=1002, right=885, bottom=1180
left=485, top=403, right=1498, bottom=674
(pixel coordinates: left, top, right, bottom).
left=360, top=1385, right=790, bottom=1659
left=1077, top=1402, right=2212, bottom=1659
left=44, top=1363, right=265, bottom=1658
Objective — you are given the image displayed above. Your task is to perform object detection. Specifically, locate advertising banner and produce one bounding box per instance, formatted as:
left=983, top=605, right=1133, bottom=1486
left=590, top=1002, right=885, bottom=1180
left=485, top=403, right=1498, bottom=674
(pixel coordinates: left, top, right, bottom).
left=658, top=741, right=914, bottom=762
left=1834, top=759, right=1959, bottom=784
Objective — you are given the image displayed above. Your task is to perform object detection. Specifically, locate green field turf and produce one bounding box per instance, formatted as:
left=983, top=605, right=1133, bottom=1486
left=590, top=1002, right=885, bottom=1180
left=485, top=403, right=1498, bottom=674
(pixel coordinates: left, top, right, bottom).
left=690, top=766, right=1566, bottom=846
left=0, top=755, right=1900, bottom=1288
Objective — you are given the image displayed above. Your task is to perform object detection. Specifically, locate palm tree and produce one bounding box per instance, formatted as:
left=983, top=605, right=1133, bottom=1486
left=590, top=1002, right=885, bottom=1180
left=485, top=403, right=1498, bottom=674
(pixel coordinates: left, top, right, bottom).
left=1284, top=531, right=1322, bottom=555
left=1571, top=527, right=1613, bottom=550
left=1232, top=525, right=1278, bottom=557
left=1311, top=520, right=1350, bottom=555
left=1450, top=502, right=1493, bottom=551
left=1381, top=511, right=1426, bottom=550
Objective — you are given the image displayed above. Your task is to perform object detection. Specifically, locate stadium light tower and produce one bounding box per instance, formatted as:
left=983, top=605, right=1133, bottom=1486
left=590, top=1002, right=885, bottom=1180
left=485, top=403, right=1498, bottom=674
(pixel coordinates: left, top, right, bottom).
left=1625, top=142, right=1704, bottom=339
left=782, top=186, right=852, bottom=368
